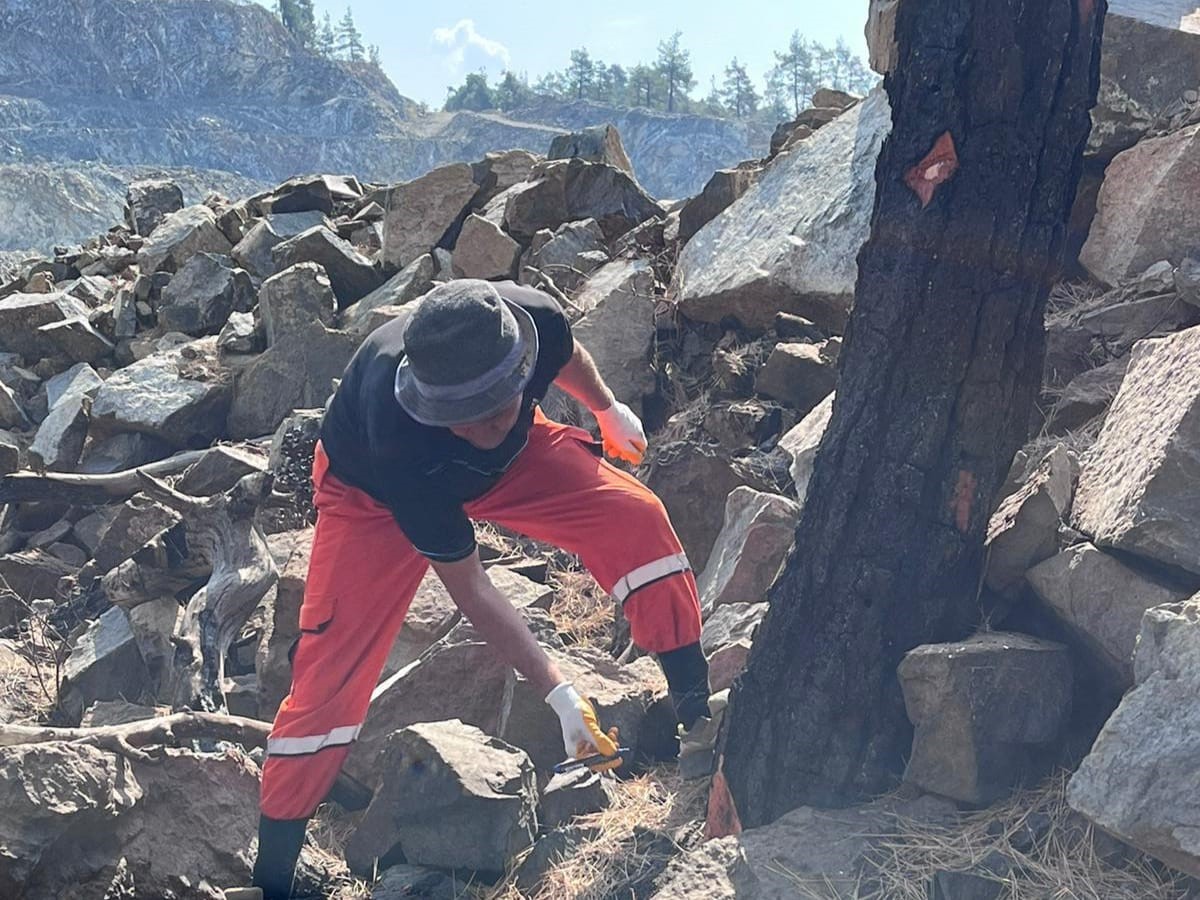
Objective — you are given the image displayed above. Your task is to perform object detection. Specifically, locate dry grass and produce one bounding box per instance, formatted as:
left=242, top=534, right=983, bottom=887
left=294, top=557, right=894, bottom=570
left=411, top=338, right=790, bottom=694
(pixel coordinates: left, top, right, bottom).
left=1045, top=279, right=1108, bottom=320
left=304, top=804, right=372, bottom=899
left=835, top=773, right=1193, bottom=900
left=488, top=768, right=708, bottom=900
left=545, top=569, right=617, bottom=651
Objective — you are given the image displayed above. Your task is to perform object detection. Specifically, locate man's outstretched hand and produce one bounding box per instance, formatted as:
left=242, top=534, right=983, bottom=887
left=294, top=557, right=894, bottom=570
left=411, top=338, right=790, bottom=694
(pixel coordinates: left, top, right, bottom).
left=545, top=682, right=622, bottom=772
left=594, top=401, right=647, bottom=466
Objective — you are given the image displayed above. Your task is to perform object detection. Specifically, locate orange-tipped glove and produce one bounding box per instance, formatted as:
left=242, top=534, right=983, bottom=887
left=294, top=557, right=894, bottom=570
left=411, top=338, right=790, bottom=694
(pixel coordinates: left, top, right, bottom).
left=594, top=401, right=647, bottom=466
left=545, top=682, right=623, bottom=772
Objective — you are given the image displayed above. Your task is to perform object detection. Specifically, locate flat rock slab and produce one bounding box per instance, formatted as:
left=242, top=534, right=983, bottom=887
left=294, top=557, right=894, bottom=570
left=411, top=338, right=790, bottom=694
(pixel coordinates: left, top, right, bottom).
left=779, top=391, right=835, bottom=504
left=381, top=163, right=480, bottom=271
left=137, top=204, right=233, bottom=274
left=569, top=260, right=656, bottom=412
left=698, top=487, right=799, bottom=615
left=0, top=291, right=90, bottom=361
left=1072, top=325, right=1200, bottom=573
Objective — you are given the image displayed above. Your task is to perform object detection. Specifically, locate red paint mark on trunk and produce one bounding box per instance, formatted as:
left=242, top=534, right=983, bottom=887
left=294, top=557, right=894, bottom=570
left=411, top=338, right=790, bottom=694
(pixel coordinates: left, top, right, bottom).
left=951, top=469, right=978, bottom=533
left=704, top=758, right=744, bottom=839
left=904, top=132, right=959, bottom=209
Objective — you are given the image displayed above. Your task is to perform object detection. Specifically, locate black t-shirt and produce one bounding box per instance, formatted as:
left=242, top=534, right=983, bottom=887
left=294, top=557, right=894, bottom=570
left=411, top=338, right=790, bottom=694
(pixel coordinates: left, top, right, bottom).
left=320, top=281, right=575, bottom=561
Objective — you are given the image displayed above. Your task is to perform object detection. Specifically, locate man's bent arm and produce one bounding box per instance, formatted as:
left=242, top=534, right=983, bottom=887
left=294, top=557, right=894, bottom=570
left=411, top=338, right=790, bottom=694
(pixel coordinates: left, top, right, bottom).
left=432, top=552, right=564, bottom=697
left=554, top=342, right=615, bottom=413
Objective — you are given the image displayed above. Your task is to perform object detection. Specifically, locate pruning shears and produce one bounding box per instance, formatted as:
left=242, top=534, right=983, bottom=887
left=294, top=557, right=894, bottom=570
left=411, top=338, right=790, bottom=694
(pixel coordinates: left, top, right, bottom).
left=553, top=747, right=631, bottom=775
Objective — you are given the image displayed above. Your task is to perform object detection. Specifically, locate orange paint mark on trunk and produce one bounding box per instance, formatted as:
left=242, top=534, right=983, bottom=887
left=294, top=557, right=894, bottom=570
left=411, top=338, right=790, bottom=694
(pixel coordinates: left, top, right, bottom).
left=1079, top=0, right=1095, bottom=23
left=904, top=132, right=959, bottom=208
left=951, top=469, right=978, bottom=533
left=704, top=758, right=744, bottom=840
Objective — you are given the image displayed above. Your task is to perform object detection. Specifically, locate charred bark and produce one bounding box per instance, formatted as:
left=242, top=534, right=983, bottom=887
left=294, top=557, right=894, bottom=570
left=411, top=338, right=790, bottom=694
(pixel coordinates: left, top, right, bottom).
left=720, top=0, right=1105, bottom=826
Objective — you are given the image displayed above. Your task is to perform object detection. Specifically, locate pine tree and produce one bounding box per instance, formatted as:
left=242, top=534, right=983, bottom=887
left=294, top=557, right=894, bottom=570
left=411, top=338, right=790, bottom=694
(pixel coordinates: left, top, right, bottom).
left=627, top=64, right=658, bottom=108
left=720, top=57, right=759, bottom=118
left=764, top=65, right=791, bottom=120
left=336, top=7, right=364, bottom=62
left=494, top=71, right=532, bottom=110
left=276, top=0, right=315, bottom=47
left=607, top=64, right=628, bottom=104
left=567, top=48, right=594, bottom=100
left=368, top=44, right=382, bottom=68
left=654, top=31, right=695, bottom=113
left=773, top=30, right=815, bottom=116
left=444, top=71, right=495, bottom=111
left=317, top=12, right=335, bottom=58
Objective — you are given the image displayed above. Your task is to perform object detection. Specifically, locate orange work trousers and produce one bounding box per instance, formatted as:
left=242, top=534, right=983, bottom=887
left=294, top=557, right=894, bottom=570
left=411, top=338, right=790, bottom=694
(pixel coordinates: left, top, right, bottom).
left=259, top=411, right=702, bottom=820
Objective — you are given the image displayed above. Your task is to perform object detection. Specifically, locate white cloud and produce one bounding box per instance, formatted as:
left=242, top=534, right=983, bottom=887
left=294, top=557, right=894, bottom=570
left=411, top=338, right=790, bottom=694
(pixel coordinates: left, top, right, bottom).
left=431, top=19, right=511, bottom=72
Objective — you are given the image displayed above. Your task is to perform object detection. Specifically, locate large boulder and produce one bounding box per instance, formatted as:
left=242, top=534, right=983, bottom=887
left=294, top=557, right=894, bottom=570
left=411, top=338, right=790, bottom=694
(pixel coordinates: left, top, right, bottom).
left=1080, top=125, right=1200, bottom=285
left=984, top=445, right=1079, bottom=594
left=157, top=252, right=255, bottom=336
left=504, top=158, right=660, bottom=242
left=340, top=253, right=434, bottom=335
left=548, top=124, right=636, bottom=179
left=452, top=214, right=520, bottom=281
left=90, top=337, right=232, bottom=448
left=226, top=322, right=358, bottom=439
left=526, top=219, right=608, bottom=294
left=261, top=174, right=363, bottom=215
left=678, top=166, right=761, bottom=245
left=271, top=225, right=383, bottom=309
left=0, top=292, right=90, bottom=361
left=778, top=391, right=834, bottom=504
left=1068, top=594, right=1200, bottom=877
left=381, top=163, right=480, bottom=271
left=677, top=88, right=892, bottom=332
left=344, top=720, right=537, bottom=876
left=230, top=211, right=332, bottom=281
left=125, top=178, right=184, bottom=236
left=38, top=316, right=115, bottom=365
left=754, top=340, right=839, bottom=415
left=1028, top=543, right=1193, bottom=690
left=697, top=487, right=799, bottom=616
left=1072, top=326, right=1200, bottom=573
left=29, top=390, right=89, bottom=471
left=60, top=606, right=149, bottom=721
left=137, top=205, right=233, bottom=274
left=568, top=260, right=656, bottom=412
left=1089, top=15, right=1200, bottom=160
left=258, top=262, right=337, bottom=347
left=898, top=633, right=1072, bottom=804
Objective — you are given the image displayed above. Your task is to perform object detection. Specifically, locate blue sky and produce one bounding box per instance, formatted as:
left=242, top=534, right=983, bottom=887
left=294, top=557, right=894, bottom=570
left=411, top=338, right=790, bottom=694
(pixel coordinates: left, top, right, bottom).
left=257, top=2, right=873, bottom=107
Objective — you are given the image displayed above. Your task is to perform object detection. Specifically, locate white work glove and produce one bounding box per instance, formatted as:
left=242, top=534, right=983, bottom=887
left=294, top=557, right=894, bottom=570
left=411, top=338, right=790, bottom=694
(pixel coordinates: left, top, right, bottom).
left=545, top=682, right=622, bottom=772
left=593, top=401, right=647, bottom=465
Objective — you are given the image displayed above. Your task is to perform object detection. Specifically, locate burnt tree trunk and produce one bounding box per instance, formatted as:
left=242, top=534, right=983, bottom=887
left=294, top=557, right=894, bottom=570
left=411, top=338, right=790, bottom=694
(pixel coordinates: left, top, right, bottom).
left=720, top=0, right=1105, bottom=827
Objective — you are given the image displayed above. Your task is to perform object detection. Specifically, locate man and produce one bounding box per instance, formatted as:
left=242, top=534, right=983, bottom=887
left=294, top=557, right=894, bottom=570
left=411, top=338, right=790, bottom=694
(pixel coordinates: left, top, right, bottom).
left=247, top=278, right=712, bottom=899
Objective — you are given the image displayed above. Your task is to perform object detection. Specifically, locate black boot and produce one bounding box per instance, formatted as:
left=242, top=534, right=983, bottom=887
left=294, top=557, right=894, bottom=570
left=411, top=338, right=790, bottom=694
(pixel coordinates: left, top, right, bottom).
left=656, top=641, right=711, bottom=729
left=251, top=814, right=308, bottom=900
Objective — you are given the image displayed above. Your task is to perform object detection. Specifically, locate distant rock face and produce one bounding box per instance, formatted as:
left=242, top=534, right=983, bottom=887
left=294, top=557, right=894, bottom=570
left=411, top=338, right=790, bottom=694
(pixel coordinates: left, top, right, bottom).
left=677, top=88, right=892, bottom=332
left=0, top=1, right=770, bottom=254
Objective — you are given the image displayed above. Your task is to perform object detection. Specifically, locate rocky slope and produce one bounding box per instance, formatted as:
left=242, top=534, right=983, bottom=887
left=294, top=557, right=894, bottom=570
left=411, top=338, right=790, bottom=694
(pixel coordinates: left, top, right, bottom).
left=0, top=0, right=769, bottom=254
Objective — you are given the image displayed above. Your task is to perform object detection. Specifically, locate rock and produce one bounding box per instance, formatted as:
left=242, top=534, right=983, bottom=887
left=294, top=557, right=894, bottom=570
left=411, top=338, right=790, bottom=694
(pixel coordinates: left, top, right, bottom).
left=548, top=124, right=636, bottom=179
left=899, top=633, right=1072, bottom=804
left=701, top=602, right=768, bottom=657
left=1080, top=125, right=1200, bottom=285
left=371, top=864, right=461, bottom=900
left=157, top=252, right=254, bottom=336
left=127, top=595, right=181, bottom=700
left=569, top=260, right=656, bottom=411
left=1068, top=595, right=1200, bottom=877
left=381, top=163, right=480, bottom=271
left=1179, top=256, right=1200, bottom=308
left=29, top=392, right=88, bottom=471
left=504, top=158, right=661, bottom=242
left=0, top=291, right=90, bottom=361
left=0, top=550, right=76, bottom=605
left=1072, top=326, right=1200, bottom=573
left=708, top=639, right=753, bottom=693
left=526, top=219, right=608, bottom=294
left=539, top=769, right=612, bottom=829
left=176, top=444, right=268, bottom=497
left=679, top=167, right=761, bottom=245
left=261, top=174, right=362, bottom=215
left=255, top=528, right=313, bottom=719
left=73, top=508, right=120, bottom=557
left=230, top=211, right=333, bottom=281
left=473, top=150, right=541, bottom=206
left=697, top=487, right=799, bottom=615
left=1028, top=543, right=1192, bottom=689
left=79, top=699, right=169, bottom=728
left=512, top=826, right=595, bottom=896
left=262, top=409, right=322, bottom=531
left=452, top=214, right=520, bottom=280
left=984, top=445, right=1079, bottom=594
left=38, top=316, right=114, bottom=365
left=90, top=336, right=232, bottom=448
left=340, top=253, right=434, bottom=334
left=700, top=400, right=782, bottom=452
left=78, top=432, right=168, bottom=475
left=60, top=606, right=149, bottom=721
left=0, top=743, right=140, bottom=897
left=1045, top=356, right=1129, bottom=432
left=1090, top=15, right=1200, bottom=160
left=137, top=205, right=233, bottom=274
left=47, top=543, right=86, bottom=568
left=678, top=88, right=891, bottom=332
left=227, top=321, right=358, bottom=439
left=0, top=430, right=19, bottom=475
left=125, top=178, right=184, bottom=236
left=344, top=720, right=537, bottom=876
left=271, top=225, right=383, bottom=309
left=778, top=391, right=834, bottom=503
left=28, top=519, right=71, bottom=550
left=755, top=341, right=839, bottom=415
left=90, top=496, right=181, bottom=574
left=217, top=310, right=261, bottom=355
left=258, top=262, right=337, bottom=347
left=0, top=381, right=30, bottom=430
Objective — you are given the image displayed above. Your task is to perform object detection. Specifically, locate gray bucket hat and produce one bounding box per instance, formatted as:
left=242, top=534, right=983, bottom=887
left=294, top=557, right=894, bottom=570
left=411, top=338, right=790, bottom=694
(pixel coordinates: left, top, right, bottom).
left=394, top=279, right=539, bottom=427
